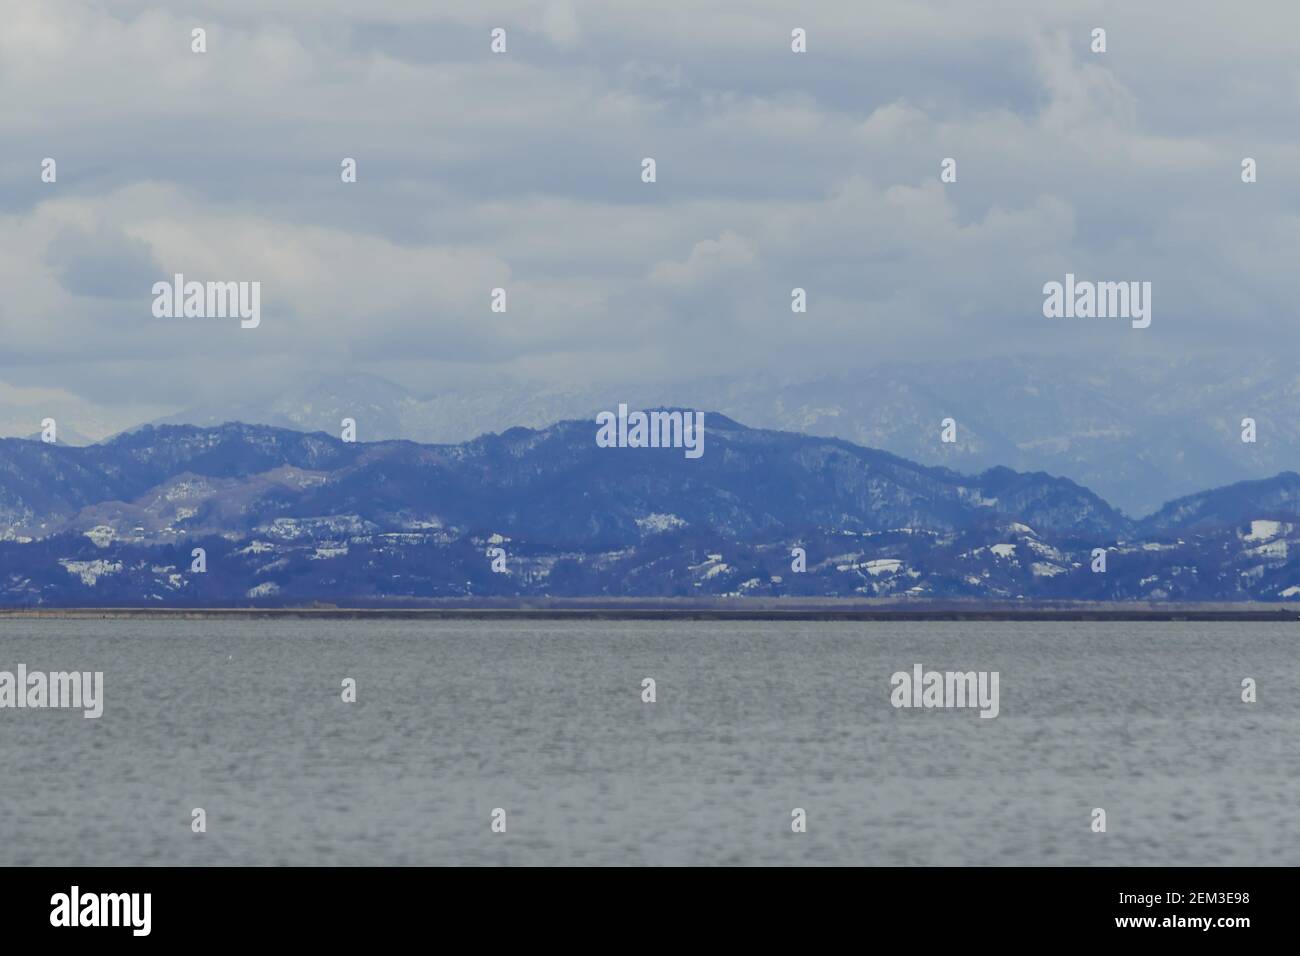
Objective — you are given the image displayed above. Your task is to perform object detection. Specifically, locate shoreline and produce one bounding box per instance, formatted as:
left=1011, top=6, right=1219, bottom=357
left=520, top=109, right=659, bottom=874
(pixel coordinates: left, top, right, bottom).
left=1, top=602, right=1298, bottom=622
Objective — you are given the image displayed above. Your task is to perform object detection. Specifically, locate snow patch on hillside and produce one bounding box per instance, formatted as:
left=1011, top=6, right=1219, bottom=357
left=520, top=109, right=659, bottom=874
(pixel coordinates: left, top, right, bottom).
left=235, top=540, right=275, bottom=555
left=1244, top=520, right=1285, bottom=542
left=636, top=513, right=687, bottom=534
left=84, top=526, right=115, bottom=547
left=59, top=558, right=123, bottom=585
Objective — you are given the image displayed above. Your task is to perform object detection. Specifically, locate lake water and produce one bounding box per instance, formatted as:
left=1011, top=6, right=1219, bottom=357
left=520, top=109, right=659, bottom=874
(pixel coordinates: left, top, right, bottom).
left=1, top=619, right=1297, bottom=866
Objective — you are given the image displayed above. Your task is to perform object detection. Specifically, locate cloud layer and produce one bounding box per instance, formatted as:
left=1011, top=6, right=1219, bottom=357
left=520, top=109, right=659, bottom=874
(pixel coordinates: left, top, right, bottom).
left=2, top=0, right=1297, bottom=416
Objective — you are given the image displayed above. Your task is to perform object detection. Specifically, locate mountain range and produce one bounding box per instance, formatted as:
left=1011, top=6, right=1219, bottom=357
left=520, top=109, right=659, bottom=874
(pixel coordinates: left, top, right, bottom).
left=5, top=354, right=1297, bottom=519
left=1, top=415, right=1298, bottom=606
left=134, top=354, right=1300, bottom=518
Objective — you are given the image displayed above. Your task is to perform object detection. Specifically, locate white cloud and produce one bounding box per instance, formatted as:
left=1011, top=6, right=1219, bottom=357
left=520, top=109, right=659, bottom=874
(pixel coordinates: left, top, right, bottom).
left=1, top=0, right=1298, bottom=413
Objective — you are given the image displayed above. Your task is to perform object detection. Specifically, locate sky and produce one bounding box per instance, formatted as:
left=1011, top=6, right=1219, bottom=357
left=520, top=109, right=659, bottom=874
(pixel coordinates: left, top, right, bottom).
left=1, top=0, right=1299, bottom=422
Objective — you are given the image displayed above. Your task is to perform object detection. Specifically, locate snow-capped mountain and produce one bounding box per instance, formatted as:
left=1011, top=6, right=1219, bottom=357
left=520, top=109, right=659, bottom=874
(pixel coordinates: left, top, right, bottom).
left=2, top=417, right=1300, bottom=605
left=147, top=354, right=1300, bottom=517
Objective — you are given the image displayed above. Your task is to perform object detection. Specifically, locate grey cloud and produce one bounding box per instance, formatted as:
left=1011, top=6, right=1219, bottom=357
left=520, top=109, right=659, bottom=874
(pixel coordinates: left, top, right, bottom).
left=0, top=0, right=1297, bottom=413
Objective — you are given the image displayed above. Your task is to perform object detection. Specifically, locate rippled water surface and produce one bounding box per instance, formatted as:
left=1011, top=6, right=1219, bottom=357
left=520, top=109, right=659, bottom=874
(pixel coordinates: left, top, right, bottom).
left=1, top=619, right=1296, bottom=865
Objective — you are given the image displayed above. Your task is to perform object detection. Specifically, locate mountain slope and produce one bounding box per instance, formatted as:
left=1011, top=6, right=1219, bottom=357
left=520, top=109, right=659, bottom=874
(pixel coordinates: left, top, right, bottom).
left=147, top=355, right=1300, bottom=518
left=1, top=417, right=1298, bottom=605
left=1139, top=472, right=1300, bottom=536
left=0, top=416, right=1130, bottom=545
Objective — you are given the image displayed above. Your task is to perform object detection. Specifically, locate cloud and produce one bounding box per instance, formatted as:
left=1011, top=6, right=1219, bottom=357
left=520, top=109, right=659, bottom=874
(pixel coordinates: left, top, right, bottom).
left=649, top=231, right=758, bottom=288
left=44, top=221, right=161, bottom=299
left=0, top=0, right=1297, bottom=416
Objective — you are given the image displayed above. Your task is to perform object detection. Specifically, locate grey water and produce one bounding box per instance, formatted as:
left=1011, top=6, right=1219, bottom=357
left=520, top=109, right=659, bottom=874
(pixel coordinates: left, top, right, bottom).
left=1, top=619, right=1297, bottom=866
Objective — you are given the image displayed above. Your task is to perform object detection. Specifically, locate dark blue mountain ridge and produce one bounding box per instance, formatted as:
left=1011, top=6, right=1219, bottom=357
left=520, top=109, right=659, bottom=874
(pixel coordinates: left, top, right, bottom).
left=0, top=416, right=1298, bottom=604
left=1137, top=471, right=1300, bottom=536
left=1, top=415, right=1129, bottom=542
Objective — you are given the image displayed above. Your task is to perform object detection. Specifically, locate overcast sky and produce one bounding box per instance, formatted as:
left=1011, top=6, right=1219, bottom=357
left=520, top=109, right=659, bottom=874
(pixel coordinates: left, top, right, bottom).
left=2, top=0, right=1298, bottom=420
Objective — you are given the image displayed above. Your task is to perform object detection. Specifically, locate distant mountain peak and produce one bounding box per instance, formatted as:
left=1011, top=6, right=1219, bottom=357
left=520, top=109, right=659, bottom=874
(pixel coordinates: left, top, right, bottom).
left=3, top=417, right=1300, bottom=604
